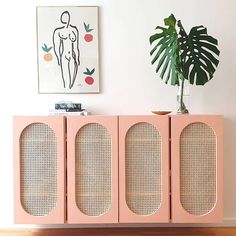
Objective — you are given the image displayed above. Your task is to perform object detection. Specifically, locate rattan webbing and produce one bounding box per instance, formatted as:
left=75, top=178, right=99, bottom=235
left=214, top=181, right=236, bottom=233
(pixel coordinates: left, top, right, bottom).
left=75, top=123, right=112, bottom=216
left=125, top=122, right=162, bottom=215
left=180, top=122, right=216, bottom=216
left=20, top=123, right=57, bottom=216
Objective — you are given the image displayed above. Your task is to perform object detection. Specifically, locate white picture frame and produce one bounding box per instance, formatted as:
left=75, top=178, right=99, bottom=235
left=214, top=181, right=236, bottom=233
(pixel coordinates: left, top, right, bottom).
left=36, top=6, right=100, bottom=94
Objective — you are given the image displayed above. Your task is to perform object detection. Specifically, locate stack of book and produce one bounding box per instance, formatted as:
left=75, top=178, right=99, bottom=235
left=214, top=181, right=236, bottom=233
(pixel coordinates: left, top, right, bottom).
left=49, top=102, right=88, bottom=116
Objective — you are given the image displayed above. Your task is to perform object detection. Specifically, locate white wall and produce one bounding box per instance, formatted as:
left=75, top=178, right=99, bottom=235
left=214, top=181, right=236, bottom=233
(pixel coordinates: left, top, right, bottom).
left=0, top=0, right=236, bottom=227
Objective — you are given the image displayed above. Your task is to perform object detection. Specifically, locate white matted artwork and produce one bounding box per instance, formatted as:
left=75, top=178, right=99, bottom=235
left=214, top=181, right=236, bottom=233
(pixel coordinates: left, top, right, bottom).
left=37, top=6, right=99, bottom=94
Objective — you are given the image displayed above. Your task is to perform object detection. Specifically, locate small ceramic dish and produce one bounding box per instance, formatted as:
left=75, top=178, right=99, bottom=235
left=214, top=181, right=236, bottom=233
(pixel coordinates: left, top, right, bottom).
left=152, top=111, right=171, bottom=115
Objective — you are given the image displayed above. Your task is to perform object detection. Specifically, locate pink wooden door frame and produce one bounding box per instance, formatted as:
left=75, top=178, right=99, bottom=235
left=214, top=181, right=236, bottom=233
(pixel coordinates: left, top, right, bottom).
left=67, top=116, right=118, bottom=223
left=171, top=115, right=223, bottom=223
left=119, top=115, right=170, bottom=223
left=13, top=116, right=66, bottom=224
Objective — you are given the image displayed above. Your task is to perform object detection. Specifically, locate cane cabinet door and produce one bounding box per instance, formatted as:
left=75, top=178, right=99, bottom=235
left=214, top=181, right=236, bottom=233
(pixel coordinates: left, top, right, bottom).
left=67, top=116, right=118, bottom=223
left=13, top=116, right=66, bottom=224
left=119, top=116, right=170, bottom=223
left=171, top=115, right=223, bottom=223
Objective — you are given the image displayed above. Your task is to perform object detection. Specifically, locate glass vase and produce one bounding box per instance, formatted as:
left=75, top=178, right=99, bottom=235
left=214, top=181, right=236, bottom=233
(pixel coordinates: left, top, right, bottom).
left=177, top=80, right=189, bottom=114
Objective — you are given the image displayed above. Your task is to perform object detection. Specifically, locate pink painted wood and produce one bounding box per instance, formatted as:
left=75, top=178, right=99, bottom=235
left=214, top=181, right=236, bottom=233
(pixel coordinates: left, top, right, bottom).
left=13, top=116, right=66, bottom=224
left=171, top=115, right=223, bottom=223
left=119, top=115, right=170, bottom=223
left=67, top=116, right=118, bottom=223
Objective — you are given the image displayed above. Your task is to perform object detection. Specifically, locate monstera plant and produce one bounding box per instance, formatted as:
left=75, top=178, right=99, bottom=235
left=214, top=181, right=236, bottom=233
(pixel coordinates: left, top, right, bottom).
left=149, top=14, right=220, bottom=113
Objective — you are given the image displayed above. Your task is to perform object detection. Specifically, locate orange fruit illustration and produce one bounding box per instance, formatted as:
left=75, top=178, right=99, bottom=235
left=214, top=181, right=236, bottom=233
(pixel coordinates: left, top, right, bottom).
left=44, top=53, right=53, bottom=61
left=42, top=44, right=53, bottom=62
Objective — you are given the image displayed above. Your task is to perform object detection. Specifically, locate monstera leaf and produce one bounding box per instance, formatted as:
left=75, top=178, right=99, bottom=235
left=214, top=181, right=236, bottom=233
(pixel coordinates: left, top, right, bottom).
left=149, top=14, right=180, bottom=85
left=178, top=21, right=220, bottom=85
left=150, top=14, right=220, bottom=86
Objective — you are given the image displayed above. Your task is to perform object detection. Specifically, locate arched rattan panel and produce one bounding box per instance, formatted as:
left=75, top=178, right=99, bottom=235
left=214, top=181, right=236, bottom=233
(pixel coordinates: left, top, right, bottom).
left=75, top=123, right=112, bottom=216
left=20, top=123, right=57, bottom=216
left=125, top=122, right=162, bottom=215
left=180, top=122, right=216, bottom=216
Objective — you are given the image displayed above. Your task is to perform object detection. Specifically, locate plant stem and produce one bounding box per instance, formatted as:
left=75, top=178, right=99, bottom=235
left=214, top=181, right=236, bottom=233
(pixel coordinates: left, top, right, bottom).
left=177, top=75, right=189, bottom=114
left=180, top=76, right=184, bottom=107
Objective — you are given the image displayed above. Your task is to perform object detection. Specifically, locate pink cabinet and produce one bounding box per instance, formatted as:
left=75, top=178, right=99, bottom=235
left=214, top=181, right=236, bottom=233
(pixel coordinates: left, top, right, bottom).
left=119, top=116, right=170, bottom=223
left=13, top=116, right=66, bottom=224
left=13, top=115, right=223, bottom=224
left=67, top=116, right=118, bottom=223
left=171, top=115, right=223, bottom=223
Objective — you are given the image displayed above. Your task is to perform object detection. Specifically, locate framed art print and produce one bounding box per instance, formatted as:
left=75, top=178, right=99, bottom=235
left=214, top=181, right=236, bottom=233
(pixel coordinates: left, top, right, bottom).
left=36, top=6, right=99, bottom=93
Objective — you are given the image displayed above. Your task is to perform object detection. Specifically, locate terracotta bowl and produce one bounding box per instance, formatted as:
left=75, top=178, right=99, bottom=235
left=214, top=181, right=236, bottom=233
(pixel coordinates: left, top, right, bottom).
left=152, top=111, right=171, bottom=115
